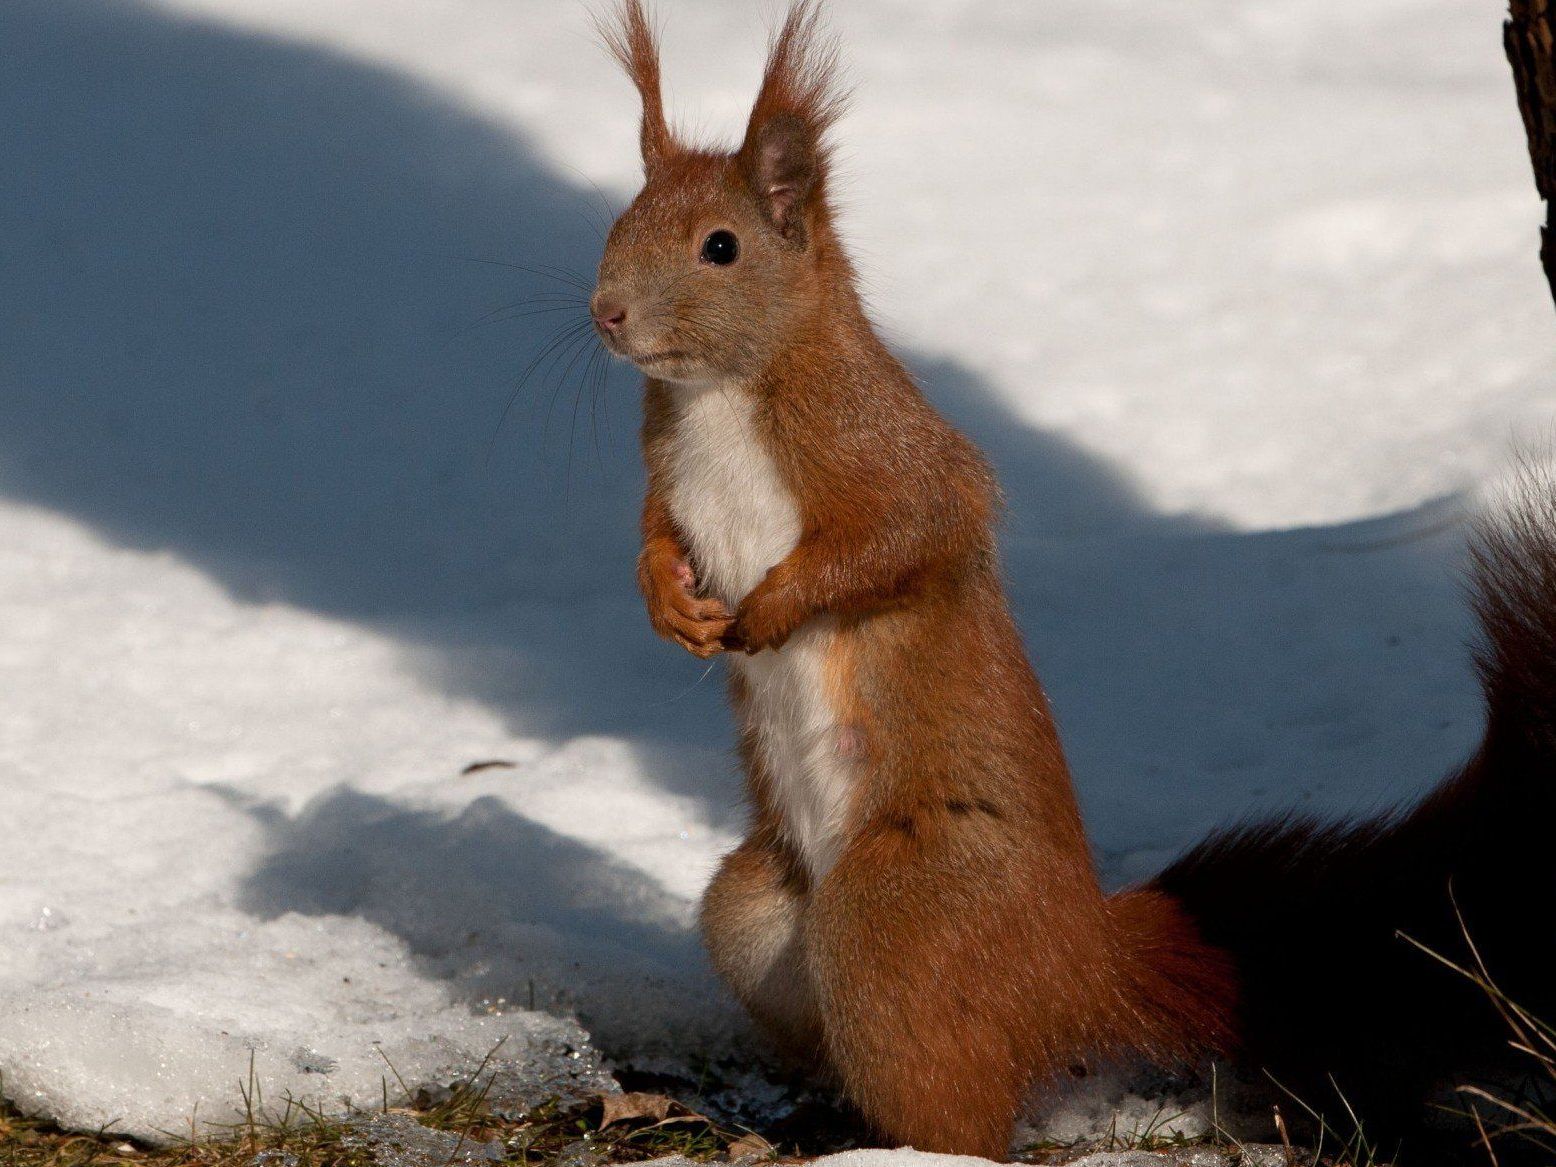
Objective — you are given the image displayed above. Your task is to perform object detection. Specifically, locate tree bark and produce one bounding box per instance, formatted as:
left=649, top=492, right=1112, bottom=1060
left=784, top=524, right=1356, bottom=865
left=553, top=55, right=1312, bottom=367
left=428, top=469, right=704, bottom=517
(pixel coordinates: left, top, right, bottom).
left=1507, top=0, right=1556, bottom=311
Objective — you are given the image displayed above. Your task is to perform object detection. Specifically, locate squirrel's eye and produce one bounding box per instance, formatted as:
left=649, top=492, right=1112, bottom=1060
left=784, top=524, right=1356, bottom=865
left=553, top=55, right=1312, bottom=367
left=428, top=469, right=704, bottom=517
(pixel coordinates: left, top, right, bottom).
left=700, top=229, right=739, bottom=266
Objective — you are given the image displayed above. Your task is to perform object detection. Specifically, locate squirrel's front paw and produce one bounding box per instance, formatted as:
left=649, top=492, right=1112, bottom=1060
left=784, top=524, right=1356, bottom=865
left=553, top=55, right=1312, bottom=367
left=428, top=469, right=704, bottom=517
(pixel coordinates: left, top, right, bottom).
left=640, top=551, right=734, bottom=659
left=663, top=597, right=736, bottom=659
left=731, top=588, right=800, bottom=654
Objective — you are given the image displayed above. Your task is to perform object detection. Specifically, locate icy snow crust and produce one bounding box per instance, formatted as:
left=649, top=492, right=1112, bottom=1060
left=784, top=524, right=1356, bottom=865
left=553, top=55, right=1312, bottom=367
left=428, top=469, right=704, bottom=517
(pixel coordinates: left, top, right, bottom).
left=0, top=0, right=1549, bottom=1148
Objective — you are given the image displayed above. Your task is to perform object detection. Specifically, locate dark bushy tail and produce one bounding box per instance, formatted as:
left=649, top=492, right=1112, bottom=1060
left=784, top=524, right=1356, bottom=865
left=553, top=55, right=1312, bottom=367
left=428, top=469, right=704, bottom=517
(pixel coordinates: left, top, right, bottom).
left=1151, top=470, right=1556, bottom=1142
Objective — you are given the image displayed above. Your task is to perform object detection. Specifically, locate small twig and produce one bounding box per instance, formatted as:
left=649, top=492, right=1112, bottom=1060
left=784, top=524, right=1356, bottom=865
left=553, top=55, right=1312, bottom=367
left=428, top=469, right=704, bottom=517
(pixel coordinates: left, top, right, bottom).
left=1273, top=1104, right=1295, bottom=1167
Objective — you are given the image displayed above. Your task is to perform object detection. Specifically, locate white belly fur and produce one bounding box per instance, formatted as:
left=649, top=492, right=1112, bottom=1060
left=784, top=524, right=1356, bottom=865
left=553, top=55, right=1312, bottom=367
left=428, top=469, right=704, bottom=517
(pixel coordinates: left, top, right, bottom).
left=665, top=383, right=855, bottom=880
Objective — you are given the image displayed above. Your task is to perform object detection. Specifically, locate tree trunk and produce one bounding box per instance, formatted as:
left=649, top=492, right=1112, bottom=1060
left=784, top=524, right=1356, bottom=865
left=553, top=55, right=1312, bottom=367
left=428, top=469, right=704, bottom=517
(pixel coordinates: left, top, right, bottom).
left=1507, top=0, right=1556, bottom=311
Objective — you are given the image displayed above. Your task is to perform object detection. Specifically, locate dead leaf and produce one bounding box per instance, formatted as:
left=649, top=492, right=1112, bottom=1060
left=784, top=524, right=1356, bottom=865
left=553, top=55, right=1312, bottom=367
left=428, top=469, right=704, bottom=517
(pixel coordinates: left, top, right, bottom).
left=726, top=1132, right=775, bottom=1161
left=598, top=1091, right=680, bottom=1130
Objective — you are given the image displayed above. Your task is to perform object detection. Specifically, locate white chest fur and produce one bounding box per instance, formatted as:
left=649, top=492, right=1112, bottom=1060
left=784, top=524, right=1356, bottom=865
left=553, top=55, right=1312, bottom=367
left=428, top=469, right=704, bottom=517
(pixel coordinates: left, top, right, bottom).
left=664, top=384, right=856, bottom=881
left=665, top=384, right=799, bottom=607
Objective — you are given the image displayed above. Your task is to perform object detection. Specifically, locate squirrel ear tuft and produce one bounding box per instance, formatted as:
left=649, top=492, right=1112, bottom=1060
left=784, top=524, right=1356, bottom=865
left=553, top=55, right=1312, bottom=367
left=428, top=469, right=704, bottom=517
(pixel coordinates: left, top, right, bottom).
left=598, top=0, right=676, bottom=172
left=737, top=1, right=847, bottom=244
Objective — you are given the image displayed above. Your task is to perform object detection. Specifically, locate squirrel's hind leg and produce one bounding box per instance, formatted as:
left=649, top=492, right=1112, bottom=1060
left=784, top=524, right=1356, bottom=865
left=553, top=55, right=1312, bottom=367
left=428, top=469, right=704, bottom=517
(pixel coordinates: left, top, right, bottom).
left=805, top=833, right=1038, bottom=1159
left=700, top=831, right=824, bottom=1068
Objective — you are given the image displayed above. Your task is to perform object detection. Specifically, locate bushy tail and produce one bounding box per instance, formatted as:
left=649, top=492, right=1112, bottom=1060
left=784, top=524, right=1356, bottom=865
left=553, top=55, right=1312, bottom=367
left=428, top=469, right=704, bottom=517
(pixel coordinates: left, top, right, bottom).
left=1150, top=470, right=1556, bottom=1140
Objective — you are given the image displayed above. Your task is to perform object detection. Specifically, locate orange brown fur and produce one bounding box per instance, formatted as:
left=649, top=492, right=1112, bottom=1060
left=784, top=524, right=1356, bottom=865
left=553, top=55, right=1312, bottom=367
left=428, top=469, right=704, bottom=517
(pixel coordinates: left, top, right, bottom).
left=588, top=2, right=1556, bottom=1158
left=592, top=3, right=1233, bottom=1155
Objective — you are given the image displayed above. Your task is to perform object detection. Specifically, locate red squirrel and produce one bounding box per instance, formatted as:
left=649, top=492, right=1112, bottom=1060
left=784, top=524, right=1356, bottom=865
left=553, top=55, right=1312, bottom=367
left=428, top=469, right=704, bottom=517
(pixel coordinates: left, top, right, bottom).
left=588, top=2, right=1556, bottom=1157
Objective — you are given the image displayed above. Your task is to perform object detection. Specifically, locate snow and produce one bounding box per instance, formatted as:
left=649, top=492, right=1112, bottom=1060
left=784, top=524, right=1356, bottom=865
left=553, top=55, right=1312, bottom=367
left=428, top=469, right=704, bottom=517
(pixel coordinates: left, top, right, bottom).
left=0, top=0, right=1549, bottom=1150
left=7, top=911, right=613, bottom=1144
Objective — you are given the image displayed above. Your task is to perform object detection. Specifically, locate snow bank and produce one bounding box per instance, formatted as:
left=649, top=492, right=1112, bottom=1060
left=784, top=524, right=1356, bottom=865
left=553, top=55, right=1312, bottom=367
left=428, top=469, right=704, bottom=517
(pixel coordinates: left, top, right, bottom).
left=4, top=911, right=611, bottom=1144
left=0, top=0, right=1546, bottom=1146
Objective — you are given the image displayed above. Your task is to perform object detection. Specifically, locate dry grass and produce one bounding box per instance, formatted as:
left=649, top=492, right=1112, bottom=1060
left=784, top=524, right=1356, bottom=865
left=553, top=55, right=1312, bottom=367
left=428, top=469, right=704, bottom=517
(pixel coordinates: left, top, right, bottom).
left=0, top=1052, right=762, bottom=1167
left=1401, top=912, right=1556, bottom=1164
left=0, top=1094, right=747, bottom=1167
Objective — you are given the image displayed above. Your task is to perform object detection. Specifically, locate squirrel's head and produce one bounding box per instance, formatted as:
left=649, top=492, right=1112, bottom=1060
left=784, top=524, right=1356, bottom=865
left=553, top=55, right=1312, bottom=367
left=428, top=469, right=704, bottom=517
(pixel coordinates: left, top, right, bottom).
left=590, top=1, right=847, bottom=385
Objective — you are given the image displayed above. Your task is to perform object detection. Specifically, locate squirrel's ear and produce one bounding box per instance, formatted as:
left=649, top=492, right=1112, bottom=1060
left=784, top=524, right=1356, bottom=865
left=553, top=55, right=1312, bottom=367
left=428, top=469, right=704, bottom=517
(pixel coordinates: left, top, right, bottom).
left=741, top=113, right=818, bottom=242
left=737, top=1, right=846, bottom=244
left=598, top=0, right=675, bottom=172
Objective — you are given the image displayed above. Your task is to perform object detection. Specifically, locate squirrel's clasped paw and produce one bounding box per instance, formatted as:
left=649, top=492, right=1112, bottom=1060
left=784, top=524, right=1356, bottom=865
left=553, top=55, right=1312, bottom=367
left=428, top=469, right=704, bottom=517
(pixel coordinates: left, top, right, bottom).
left=640, top=550, right=735, bottom=659
left=731, top=590, right=798, bottom=654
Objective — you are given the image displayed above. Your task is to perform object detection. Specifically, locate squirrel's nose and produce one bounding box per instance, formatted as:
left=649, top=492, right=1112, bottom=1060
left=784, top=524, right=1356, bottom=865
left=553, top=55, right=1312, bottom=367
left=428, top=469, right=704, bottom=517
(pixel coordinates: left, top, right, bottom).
left=592, top=299, right=627, bottom=333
